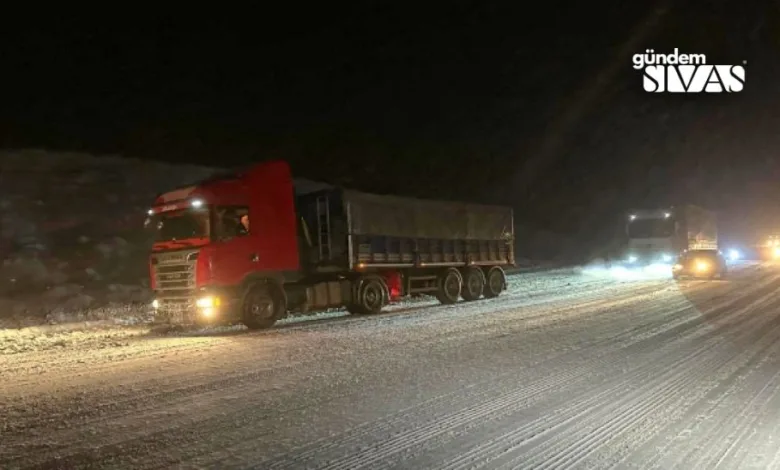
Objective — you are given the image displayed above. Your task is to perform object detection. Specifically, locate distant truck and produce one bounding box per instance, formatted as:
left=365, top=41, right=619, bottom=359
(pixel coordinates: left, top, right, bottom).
left=624, top=205, right=717, bottom=266
left=146, top=160, right=515, bottom=328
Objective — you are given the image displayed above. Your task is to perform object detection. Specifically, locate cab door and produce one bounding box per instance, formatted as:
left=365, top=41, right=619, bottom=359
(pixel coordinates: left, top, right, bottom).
left=210, top=206, right=257, bottom=287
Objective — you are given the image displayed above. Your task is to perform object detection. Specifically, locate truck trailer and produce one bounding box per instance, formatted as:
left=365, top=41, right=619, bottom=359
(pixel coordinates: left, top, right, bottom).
left=146, top=160, right=515, bottom=328
left=624, top=205, right=717, bottom=267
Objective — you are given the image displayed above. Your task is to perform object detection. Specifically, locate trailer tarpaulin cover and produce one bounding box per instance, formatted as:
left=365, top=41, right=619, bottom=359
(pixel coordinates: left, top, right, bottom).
left=343, top=190, right=513, bottom=240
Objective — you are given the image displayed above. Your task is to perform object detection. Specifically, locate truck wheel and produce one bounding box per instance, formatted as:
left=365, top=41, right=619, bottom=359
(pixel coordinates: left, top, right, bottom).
left=436, top=268, right=462, bottom=304
left=242, top=283, right=282, bottom=330
left=483, top=267, right=505, bottom=298
left=461, top=267, right=485, bottom=301
left=348, top=276, right=388, bottom=315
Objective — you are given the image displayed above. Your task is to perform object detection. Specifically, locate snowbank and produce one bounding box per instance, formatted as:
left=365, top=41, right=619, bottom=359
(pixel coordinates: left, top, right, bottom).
left=0, top=149, right=216, bottom=326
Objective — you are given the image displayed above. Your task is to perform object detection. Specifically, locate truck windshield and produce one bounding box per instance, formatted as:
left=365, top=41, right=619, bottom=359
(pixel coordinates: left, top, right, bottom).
left=628, top=218, right=674, bottom=238
left=152, top=209, right=210, bottom=242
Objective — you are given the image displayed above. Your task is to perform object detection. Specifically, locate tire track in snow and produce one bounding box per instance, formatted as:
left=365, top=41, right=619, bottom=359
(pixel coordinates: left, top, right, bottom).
left=753, top=382, right=780, bottom=470
left=1, top=280, right=665, bottom=440
left=204, top=283, right=685, bottom=468
left=699, top=373, right=780, bottom=469
left=511, top=298, right=780, bottom=470
left=435, top=326, right=770, bottom=469
left=408, top=274, right=780, bottom=470
left=622, top=313, right=780, bottom=469
left=5, top=278, right=671, bottom=469
left=1, top=276, right=671, bottom=435
left=250, top=283, right=698, bottom=469
left=652, top=332, right=780, bottom=470
left=0, top=264, right=767, bottom=468
left=684, top=349, right=780, bottom=469
left=6, top=280, right=676, bottom=462
left=256, top=274, right=777, bottom=469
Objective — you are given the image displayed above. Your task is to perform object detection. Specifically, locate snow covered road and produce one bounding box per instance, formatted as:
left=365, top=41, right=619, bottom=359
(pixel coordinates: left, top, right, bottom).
left=3, top=262, right=780, bottom=469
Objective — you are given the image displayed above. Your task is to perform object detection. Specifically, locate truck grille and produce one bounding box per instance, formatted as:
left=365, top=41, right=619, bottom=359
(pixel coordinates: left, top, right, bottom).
left=152, top=249, right=199, bottom=312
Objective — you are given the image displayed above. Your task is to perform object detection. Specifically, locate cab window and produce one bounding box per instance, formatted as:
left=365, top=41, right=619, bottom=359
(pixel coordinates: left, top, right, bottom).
left=215, top=206, right=250, bottom=240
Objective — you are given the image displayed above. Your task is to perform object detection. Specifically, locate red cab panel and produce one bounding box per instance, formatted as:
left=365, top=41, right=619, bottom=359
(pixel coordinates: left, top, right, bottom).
left=207, top=161, right=301, bottom=287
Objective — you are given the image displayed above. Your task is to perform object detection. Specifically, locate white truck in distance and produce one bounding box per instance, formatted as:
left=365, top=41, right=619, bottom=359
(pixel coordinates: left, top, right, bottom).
left=624, top=205, right=717, bottom=267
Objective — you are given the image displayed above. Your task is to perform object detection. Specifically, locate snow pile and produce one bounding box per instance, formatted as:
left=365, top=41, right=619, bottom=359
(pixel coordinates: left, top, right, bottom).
left=0, top=149, right=218, bottom=327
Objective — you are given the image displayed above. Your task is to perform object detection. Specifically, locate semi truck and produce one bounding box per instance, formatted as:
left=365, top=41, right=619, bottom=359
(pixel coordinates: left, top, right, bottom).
left=624, top=205, right=717, bottom=267
left=146, top=160, right=515, bottom=328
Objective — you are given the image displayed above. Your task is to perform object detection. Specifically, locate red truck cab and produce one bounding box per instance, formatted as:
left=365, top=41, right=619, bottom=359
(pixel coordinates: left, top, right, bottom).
left=148, top=161, right=300, bottom=326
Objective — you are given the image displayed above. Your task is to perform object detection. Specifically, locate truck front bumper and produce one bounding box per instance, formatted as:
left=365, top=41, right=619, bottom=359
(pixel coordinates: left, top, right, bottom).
left=152, top=289, right=236, bottom=326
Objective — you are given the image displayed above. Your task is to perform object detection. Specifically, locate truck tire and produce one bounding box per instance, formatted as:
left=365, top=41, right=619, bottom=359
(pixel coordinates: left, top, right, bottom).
left=347, top=275, right=388, bottom=315
left=483, top=266, right=505, bottom=298
left=461, top=267, right=485, bottom=301
left=436, top=268, right=462, bottom=304
left=241, top=283, right=283, bottom=330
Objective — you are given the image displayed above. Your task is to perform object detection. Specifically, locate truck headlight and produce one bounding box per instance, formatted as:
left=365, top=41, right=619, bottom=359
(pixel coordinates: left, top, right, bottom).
left=196, top=296, right=221, bottom=308
left=695, top=260, right=710, bottom=272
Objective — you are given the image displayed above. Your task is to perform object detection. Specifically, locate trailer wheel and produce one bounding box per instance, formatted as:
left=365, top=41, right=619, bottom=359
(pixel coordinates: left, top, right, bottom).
left=461, top=267, right=485, bottom=301
left=483, top=267, right=505, bottom=298
left=436, top=268, right=462, bottom=304
left=242, top=283, right=282, bottom=330
left=347, top=276, right=388, bottom=315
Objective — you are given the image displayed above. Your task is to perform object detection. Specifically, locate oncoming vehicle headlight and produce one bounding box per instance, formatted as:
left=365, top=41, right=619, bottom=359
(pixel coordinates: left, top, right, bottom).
left=196, top=296, right=221, bottom=308
left=627, top=255, right=638, bottom=263
left=673, top=263, right=683, bottom=271
left=152, top=299, right=159, bottom=309
left=695, top=260, right=710, bottom=272
left=661, top=254, right=672, bottom=263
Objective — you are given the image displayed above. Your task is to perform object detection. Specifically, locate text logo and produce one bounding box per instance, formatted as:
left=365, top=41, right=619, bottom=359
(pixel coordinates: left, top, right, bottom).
left=632, top=48, right=745, bottom=93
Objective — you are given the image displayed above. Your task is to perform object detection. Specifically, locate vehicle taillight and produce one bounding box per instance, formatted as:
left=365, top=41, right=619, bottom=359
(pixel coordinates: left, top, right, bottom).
left=383, top=271, right=402, bottom=302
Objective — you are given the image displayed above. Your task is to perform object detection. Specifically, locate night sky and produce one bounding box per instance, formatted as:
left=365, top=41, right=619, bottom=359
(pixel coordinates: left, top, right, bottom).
left=2, top=3, right=778, bottom=251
